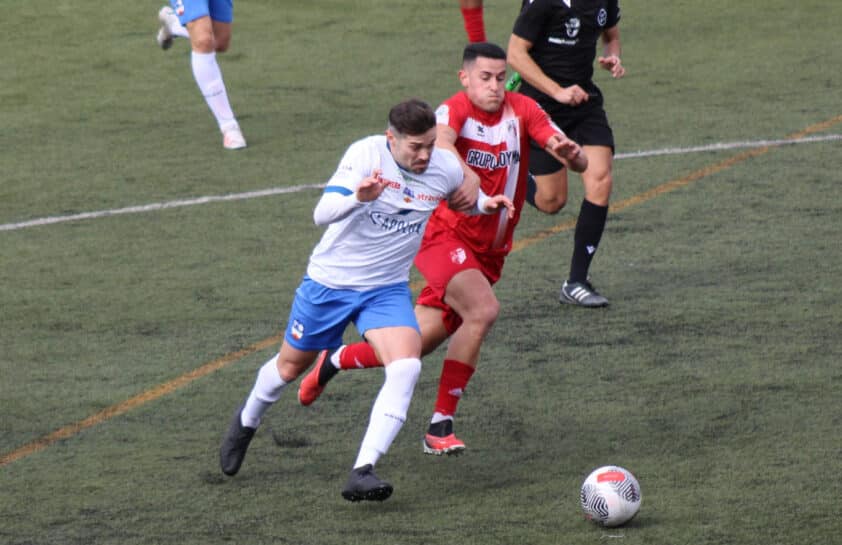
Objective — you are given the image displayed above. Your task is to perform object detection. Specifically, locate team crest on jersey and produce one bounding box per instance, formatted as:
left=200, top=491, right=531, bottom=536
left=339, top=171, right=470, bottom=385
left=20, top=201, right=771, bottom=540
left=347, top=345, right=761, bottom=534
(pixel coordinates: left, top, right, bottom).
left=450, top=247, right=467, bottom=265
left=403, top=186, right=415, bottom=203
left=597, top=8, right=608, bottom=27
left=565, top=17, right=581, bottom=38
left=476, top=124, right=485, bottom=137
left=291, top=319, right=304, bottom=341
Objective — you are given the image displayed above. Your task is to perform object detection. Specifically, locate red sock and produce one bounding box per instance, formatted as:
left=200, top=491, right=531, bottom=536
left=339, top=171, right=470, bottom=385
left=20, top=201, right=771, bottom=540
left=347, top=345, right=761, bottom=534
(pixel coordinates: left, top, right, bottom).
left=338, top=342, right=382, bottom=369
left=460, top=6, right=486, bottom=43
left=434, top=359, right=475, bottom=417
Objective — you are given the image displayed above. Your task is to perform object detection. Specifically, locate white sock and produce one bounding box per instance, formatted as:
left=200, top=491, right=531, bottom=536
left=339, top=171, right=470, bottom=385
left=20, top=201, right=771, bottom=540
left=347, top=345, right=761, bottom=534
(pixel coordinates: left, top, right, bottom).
left=190, top=51, right=238, bottom=132
left=241, top=355, right=287, bottom=428
left=353, top=358, right=421, bottom=468
left=430, top=412, right=453, bottom=425
left=329, top=346, right=344, bottom=369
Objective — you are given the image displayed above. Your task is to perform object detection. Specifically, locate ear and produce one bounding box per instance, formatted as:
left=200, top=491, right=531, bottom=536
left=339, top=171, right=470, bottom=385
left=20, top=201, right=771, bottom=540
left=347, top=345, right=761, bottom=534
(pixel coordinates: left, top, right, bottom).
left=458, top=68, right=469, bottom=88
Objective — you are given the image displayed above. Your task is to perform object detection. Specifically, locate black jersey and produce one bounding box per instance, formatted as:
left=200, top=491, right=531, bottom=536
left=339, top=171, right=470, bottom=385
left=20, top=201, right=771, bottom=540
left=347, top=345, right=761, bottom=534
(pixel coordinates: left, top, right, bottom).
left=513, top=0, right=620, bottom=100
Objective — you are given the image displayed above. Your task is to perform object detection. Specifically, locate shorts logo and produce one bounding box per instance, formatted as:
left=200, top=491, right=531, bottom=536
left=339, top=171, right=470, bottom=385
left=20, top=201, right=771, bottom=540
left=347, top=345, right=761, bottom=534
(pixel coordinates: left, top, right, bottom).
left=565, top=17, right=581, bottom=38
left=174, top=0, right=185, bottom=16
left=450, top=247, right=467, bottom=264
left=291, top=319, right=304, bottom=341
left=597, top=8, right=608, bottom=27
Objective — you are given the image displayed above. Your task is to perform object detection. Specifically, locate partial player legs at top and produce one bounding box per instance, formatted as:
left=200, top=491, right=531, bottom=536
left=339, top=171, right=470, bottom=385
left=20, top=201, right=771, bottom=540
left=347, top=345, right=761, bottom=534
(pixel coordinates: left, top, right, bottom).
left=155, top=2, right=246, bottom=150
left=459, top=0, right=486, bottom=43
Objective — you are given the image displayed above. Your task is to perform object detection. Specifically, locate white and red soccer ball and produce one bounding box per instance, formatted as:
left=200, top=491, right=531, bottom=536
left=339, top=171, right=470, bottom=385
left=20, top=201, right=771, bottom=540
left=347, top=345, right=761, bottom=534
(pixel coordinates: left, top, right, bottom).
left=580, top=465, right=642, bottom=527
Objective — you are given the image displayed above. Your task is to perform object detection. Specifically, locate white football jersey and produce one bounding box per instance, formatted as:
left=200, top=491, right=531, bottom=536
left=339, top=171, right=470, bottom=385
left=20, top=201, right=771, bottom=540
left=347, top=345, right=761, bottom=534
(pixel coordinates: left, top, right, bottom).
left=307, top=135, right=464, bottom=290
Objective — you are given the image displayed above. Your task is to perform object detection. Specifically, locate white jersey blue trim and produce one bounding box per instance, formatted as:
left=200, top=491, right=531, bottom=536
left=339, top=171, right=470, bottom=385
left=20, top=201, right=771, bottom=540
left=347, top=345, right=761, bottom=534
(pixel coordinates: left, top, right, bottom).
left=307, top=135, right=464, bottom=291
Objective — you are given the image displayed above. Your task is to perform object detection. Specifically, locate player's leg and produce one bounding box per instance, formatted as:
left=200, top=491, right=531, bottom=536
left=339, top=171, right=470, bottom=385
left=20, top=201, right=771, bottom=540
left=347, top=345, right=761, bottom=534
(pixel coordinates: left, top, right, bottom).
left=562, top=108, right=615, bottom=307
left=341, top=284, right=422, bottom=501
left=422, top=266, right=499, bottom=455
left=459, top=0, right=486, bottom=43
left=220, top=341, right=317, bottom=476
left=219, top=278, right=349, bottom=476
left=183, top=0, right=246, bottom=149
left=296, top=303, right=449, bottom=406
left=156, top=4, right=189, bottom=50
left=564, top=144, right=612, bottom=301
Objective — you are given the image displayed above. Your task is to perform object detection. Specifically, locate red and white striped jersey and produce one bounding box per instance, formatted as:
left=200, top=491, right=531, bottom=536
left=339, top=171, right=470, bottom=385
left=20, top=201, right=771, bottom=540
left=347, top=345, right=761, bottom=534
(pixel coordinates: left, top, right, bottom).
left=427, top=91, right=561, bottom=257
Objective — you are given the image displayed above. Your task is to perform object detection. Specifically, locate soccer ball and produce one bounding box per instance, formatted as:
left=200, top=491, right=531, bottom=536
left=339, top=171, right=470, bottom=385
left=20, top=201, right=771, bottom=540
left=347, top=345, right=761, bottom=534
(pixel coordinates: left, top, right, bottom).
left=580, top=465, right=641, bottom=527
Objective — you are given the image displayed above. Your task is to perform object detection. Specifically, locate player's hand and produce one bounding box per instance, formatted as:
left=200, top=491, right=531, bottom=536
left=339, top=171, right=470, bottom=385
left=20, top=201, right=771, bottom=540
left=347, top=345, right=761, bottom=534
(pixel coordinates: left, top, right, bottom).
left=448, top=168, right=481, bottom=213
left=598, top=55, right=625, bottom=79
left=553, top=84, right=589, bottom=107
left=356, top=169, right=388, bottom=202
left=481, top=195, right=515, bottom=219
left=548, top=134, right=588, bottom=173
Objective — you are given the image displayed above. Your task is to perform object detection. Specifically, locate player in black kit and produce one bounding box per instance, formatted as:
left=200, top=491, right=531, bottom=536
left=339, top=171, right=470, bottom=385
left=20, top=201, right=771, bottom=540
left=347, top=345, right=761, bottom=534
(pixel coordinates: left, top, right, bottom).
left=507, top=0, right=624, bottom=307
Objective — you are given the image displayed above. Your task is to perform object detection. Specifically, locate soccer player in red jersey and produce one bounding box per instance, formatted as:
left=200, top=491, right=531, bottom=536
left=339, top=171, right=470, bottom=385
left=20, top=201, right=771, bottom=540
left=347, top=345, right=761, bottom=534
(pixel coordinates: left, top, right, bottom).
left=298, top=42, right=587, bottom=455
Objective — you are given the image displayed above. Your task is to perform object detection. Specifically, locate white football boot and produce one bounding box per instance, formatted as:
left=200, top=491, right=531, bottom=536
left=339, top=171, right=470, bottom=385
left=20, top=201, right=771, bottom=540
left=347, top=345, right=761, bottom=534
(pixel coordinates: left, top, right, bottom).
left=222, top=124, right=247, bottom=150
left=156, top=6, right=177, bottom=50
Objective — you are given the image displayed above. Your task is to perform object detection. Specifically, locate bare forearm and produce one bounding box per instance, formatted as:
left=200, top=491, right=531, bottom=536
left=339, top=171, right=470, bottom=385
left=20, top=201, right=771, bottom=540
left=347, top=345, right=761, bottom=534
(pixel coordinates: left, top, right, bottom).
left=507, top=36, right=563, bottom=98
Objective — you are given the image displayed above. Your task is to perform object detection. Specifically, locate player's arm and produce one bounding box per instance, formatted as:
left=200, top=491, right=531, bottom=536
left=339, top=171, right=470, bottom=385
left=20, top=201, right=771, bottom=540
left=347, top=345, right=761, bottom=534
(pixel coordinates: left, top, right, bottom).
left=544, top=134, right=588, bottom=173
left=598, top=26, right=625, bottom=79
left=313, top=170, right=387, bottom=225
left=523, top=96, right=588, bottom=173
left=474, top=189, right=515, bottom=218
left=313, top=144, right=388, bottom=225
left=437, top=123, right=480, bottom=213
left=507, top=35, right=590, bottom=106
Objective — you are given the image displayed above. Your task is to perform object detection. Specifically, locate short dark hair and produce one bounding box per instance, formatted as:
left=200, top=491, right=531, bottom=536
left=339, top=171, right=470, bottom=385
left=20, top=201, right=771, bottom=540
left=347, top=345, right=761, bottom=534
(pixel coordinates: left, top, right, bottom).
left=388, top=98, right=436, bottom=136
left=462, top=42, right=507, bottom=65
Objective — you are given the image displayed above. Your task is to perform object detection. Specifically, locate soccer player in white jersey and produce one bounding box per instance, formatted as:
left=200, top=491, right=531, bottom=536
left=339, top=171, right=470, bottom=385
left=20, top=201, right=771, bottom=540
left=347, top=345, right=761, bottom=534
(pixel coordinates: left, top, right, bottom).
left=219, top=99, right=514, bottom=502
left=155, top=1, right=246, bottom=149
left=297, top=43, right=587, bottom=456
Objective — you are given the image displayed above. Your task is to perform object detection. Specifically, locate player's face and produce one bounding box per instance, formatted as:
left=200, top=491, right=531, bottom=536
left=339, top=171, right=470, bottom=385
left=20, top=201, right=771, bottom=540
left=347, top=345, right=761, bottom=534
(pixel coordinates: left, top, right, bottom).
left=387, top=127, right=437, bottom=174
left=460, top=57, right=507, bottom=113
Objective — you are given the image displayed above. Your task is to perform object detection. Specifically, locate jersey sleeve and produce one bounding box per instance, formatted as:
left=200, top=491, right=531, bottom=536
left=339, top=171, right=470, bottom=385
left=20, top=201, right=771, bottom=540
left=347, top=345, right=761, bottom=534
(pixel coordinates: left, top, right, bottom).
left=440, top=148, right=467, bottom=195
left=512, top=0, right=553, bottom=43
left=325, top=138, right=375, bottom=194
left=607, top=0, right=621, bottom=29
left=315, top=138, right=376, bottom=225
left=435, top=94, right=468, bottom=135
left=520, top=95, right=563, bottom=148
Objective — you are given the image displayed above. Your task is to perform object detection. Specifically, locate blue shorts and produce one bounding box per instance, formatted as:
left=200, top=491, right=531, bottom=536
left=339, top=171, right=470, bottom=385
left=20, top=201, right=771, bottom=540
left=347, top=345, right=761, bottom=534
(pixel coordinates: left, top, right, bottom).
left=284, top=277, right=420, bottom=352
left=171, top=0, right=233, bottom=25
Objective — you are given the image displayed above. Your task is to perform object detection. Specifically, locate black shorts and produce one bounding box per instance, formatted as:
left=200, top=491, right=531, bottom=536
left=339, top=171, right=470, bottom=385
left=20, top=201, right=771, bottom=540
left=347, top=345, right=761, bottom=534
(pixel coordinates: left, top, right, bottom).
left=529, top=102, right=615, bottom=175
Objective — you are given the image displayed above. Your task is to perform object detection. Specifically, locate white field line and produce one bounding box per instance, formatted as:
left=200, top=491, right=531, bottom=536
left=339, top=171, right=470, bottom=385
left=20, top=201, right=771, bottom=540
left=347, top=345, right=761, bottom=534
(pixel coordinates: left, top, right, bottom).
left=0, top=184, right=325, bottom=232
left=614, top=133, right=842, bottom=159
left=2, top=134, right=840, bottom=233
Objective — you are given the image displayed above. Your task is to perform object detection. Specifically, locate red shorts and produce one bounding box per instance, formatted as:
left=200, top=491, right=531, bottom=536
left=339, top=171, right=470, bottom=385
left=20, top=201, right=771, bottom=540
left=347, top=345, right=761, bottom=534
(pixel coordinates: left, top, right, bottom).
left=414, top=230, right=505, bottom=335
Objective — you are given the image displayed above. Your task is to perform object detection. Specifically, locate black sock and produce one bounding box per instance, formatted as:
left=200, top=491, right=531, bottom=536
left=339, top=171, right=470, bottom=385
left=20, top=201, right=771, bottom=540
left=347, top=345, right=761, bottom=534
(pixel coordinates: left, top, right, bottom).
left=427, top=419, right=453, bottom=437
left=318, top=352, right=340, bottom=385
left=525, top=172, right=538, bottom=209
left=568, top=199, right=608, bottom=283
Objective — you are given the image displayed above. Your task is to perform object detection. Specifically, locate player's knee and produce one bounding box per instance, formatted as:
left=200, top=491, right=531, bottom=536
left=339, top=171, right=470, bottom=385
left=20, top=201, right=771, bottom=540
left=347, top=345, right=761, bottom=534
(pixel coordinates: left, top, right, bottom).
left=465, top=298, right=500, bottom=333
left=536, top=193, right=567, bottom=214
left=191, top=35, right=216, bottom=53
left=385, top=357, right=422, bottom=397
left=584, top=173, right=613, bottom=205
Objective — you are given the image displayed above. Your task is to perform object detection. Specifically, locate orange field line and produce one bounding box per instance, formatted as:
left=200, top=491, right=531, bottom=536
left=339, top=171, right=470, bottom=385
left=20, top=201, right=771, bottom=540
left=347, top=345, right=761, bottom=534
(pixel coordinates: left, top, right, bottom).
left=2, top=114, right=840, bottom=468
